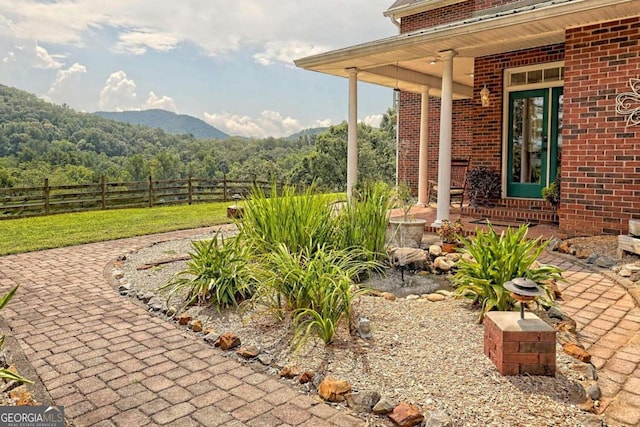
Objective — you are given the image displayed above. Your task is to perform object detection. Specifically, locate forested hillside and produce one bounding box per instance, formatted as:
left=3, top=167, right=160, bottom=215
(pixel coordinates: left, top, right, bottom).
left=0, top=84, right=396, bottom=190
left=94, top=109, right=229, bottom=140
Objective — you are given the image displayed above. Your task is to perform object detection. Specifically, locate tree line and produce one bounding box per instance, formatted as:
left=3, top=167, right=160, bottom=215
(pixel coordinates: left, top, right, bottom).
left=0, top=84, right=396, bottom=190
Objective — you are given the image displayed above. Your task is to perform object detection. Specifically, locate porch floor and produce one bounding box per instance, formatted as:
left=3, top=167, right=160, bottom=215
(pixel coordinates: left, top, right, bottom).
left=391, top=204, right=564, bottom=241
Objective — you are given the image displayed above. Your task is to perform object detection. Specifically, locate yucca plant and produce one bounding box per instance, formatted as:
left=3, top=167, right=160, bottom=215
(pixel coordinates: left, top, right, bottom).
left=239, top=183, right=335, bottom=255
left=0, top=286, right=32, bottom=384
left=334, top=181, right=393, bottom=261
left=453, top=223, right=562, bottom=322
left=162, top=232, right=253, bottom=309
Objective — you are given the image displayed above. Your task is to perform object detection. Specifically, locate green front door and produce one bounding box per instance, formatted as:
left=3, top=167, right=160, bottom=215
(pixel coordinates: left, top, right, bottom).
left=507, top=88, right=563, bottom=198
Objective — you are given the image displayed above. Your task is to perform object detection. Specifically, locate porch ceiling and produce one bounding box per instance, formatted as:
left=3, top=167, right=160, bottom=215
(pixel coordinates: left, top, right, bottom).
left=295, top=0, right=640, bottom=98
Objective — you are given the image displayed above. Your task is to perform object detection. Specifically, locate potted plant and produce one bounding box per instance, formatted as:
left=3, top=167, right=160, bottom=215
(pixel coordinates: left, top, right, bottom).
left=542, top=175, right=561, bottom=209
left=438, top=218, right=465, bottom=252
left=386, top=183, right=427, bottom=248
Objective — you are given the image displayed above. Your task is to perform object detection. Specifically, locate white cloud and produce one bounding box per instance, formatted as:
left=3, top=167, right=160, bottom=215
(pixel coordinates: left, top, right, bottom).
left=46, top=62, right=87, bottom=103
left=253, top=41, right=329, bottom=67
left=362, top=114, right=383, bottom=128
left=143, top=92, right=177, bottom=113
left=205, top=110, right=318, bottom=138
left=98, top=70, right=137, bottom=111
left=0, top=1, right=394, bottom=60
left=35, top=43, right=64, bottom=69
left=112, top=29, right=180, bottom=55
left=2, top=51, right=15, bottom=63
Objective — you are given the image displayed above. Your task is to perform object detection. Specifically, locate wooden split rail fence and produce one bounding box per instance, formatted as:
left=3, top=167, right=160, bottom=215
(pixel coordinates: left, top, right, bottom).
left=0, top=176, right=277, bottom=219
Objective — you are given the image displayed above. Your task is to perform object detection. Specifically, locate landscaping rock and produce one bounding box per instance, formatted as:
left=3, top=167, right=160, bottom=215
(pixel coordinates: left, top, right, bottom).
left=425, top=410, right=453, bottom=427
left=141, top=292, right=155, bottom=303
left=426, top=293, right=446, bottom=302
left=147, top=297, right=165, bottom=312
left=563, top=343, right=591, bottom=363
left=215, top=333, right=241, bottom=350
left=445, top=252, right=461, bottom=263
left=203, top=333, right=219, bottom=344
left=382, top=292, right=396, bottom=301
left=113, top=270, right=124, bottom=280
left=547, top=237, right=562, bottom=252
left=236, top=345, right=260, bottom=358
left=346, top=390, right=380, bottom=413
left=569, top=363, right=598, bottom=381
left=118, top=283, right=131, bottom=295
left=433, top=257, right=454, bottom=272
left=390, top=247, right=427, bottom=267
left=429, top=245, right=442, bottom=257
left=558, top=241, right=572, bottom=254
left=257, top=353, right=274, bottom=366
left=189, top=319, right=203, bottom=332
left=547, top=306, right=569, bottom=321
left=356, top=318, right=372, bottom=339
left=299, top=371, right=314, bottom=384
left=318, top=376, right=351, bottom=402
left=279, top=366, right=301, bottom=379
left=176, top=313, right=192, bottom=325
left=555, top=319, right=577, bottom=335
left=373, top=397, right=398, bottom=414
left=595, top=256, right=616, bottom=269
left=406, top=294, right=420, bottom=300
left=388, top=402, right=424, bottom=427
left=619, top=268, right=632, bottom=277
left=586, top=384, right=601, bottom=401
left=435, top=290, right=453, bottom=297
left=576, top=249, right=591, bottom=259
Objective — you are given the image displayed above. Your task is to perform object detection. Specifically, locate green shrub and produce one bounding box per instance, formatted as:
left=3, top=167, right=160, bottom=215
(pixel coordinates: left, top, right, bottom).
left=252, top=243, right=379, bottom=345
left=334, top=181, right=393, bottom=260
left=453, top=223, right=561, bottom=322
left=239, top=183, right=335, bottom=255
left=162, top=232, right=253, bottom=309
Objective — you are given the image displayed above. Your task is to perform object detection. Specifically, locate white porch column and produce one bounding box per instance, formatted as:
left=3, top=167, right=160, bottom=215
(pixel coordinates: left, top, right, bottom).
left=433, top=50, right=457, bottom=227
left=417, top=87, right=430, bottom=206
left=346, top=68, right=358, bottom=200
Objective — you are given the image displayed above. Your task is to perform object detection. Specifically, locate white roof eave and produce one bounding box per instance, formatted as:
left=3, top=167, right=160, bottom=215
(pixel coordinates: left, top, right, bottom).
left=296, top=0, right=640, bottom=71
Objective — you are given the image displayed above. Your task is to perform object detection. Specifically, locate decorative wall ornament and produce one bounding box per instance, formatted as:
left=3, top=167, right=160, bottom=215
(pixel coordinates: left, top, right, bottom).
left=615, top=78, right=640, bottom=127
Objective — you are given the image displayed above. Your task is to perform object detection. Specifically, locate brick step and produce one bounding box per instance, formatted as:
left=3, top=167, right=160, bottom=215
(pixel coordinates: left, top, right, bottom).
left=460, top=205, right=558, bottom=225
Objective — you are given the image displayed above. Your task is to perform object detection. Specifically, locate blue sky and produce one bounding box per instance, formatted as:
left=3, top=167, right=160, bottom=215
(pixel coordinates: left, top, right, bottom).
left=0, top=1, right=397, bottom=137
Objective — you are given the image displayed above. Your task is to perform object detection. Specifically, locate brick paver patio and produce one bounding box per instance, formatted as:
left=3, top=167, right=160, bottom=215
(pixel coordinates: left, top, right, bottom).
left=0, top=227, right=638, bottom=426
left=0, top=227, right=363, bottom=427
left=542, top=253, right=640, bottom=427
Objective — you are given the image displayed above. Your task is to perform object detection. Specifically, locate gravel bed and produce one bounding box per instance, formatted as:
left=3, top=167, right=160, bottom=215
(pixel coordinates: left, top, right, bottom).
left=118, top=232, right=603, bottom=426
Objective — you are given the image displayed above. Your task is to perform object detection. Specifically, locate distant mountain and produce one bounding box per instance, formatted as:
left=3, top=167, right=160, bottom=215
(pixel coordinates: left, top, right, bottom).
left=286, top=126, right=329, bottom=140
left=94, top=109, right=229, bottom=140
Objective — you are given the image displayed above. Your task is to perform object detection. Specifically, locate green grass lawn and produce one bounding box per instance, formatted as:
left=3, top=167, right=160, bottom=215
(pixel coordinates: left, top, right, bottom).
left=0, top=202, right=234, bottom=255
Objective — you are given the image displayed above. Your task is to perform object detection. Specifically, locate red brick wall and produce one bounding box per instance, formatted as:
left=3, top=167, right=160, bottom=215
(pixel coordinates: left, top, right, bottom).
left=400, top=0, right=474, bottom=33
left=397, top=93, right=473, bottom=189
left=561, top=18, right=640, bottom=236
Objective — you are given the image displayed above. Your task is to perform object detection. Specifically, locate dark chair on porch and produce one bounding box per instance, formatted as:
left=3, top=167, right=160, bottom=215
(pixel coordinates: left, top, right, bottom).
left=427, top=158, right=471, bottom=208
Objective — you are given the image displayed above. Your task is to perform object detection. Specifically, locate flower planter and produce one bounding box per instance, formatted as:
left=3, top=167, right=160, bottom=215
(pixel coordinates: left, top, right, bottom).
left=387, top=219, right=427, bottom=248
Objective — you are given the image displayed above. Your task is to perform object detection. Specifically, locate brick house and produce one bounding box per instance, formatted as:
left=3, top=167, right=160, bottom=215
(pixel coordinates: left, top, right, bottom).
left=295, top=0, right=640, bottom=236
